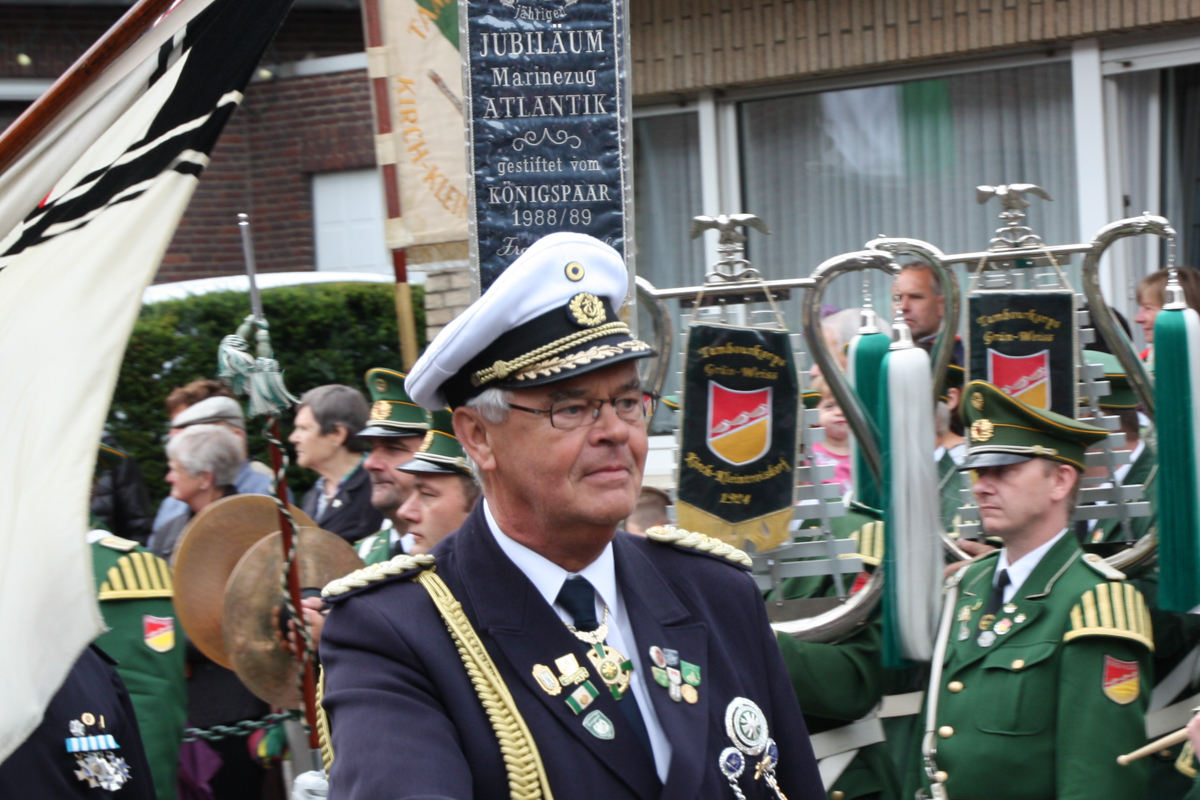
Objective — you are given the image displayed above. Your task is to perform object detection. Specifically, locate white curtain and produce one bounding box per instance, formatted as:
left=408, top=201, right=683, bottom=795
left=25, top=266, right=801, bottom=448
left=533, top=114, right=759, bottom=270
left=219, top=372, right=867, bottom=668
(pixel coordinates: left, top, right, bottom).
left=740, top=62, right=1079, bottom=318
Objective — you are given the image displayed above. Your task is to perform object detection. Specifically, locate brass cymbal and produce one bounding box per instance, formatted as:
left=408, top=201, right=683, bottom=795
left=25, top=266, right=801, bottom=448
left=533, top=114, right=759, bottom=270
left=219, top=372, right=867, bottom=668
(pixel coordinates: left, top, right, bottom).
left=223, top=527, right=364, bottom=709
left=172, top=494, right=315, bottom=668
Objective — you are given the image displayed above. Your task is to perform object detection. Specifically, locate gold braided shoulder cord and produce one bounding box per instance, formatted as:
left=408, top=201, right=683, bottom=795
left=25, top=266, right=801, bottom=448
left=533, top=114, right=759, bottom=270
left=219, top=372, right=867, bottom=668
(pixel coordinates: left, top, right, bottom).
left=644, top=525, right=753, bottom=567
left=416, top=570, right=554, bottom=800
left=316, top=667, right=335, bottom=773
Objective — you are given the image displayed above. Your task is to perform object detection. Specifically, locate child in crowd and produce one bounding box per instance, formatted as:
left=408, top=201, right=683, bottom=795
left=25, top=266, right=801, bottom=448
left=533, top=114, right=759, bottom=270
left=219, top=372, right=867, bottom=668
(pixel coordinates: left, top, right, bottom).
left=808, top=375, right=852, bottom=494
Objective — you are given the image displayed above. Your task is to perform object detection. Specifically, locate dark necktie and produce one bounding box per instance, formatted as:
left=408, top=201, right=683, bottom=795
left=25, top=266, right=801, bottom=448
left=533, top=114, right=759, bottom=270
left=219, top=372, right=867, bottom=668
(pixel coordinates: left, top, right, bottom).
left=983, top=568, right=1011, bottom=617
left=556, top=577, right=653, bottom=757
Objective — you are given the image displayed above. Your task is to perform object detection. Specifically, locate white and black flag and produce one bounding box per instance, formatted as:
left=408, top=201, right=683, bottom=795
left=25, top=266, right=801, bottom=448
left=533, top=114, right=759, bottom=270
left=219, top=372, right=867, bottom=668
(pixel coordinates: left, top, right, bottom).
left=0, top=0, right=292, bottom=760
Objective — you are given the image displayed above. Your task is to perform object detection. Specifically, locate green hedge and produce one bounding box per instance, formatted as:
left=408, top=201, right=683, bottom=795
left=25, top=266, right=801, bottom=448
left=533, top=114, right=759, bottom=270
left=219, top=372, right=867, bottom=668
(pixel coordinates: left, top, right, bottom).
left=107, top=281, right=425, bottom=505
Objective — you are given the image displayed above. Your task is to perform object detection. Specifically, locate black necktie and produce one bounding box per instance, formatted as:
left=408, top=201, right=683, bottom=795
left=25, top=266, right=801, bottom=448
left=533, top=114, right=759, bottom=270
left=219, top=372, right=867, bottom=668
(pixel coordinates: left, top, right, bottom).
left=984, top=568, right=1011, bottom=617
left=556, top=577, right=653, bottom=757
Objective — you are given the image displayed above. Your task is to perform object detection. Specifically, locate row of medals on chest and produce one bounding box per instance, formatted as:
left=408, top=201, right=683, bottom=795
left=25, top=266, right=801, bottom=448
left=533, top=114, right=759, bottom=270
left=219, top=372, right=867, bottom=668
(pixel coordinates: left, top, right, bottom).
left=532, top=604, right=700, bottom=712
left=959, top=600, right=1027, bottom=647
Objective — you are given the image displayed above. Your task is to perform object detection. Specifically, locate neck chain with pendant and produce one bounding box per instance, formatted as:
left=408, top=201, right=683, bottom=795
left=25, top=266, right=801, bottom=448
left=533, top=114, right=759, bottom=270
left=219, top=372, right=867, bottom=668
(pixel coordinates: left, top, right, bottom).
left=566, top=604, right=610, bottom=644
left=564, top=604, right=632, bottom=698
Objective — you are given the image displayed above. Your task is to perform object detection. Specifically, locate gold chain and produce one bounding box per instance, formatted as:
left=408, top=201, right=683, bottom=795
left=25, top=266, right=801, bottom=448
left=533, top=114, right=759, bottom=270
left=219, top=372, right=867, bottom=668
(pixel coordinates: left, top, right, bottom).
left=472, top=322, right=630, bottom=385
left=565, top=604, right=610, bottom=645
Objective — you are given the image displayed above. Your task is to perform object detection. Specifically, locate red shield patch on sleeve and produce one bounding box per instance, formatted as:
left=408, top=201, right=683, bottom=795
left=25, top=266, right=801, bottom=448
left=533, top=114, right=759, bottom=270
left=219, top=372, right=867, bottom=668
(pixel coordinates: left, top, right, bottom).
left=143, top=615, right=175, bottom=653
left=1102, top=655, right=1140, bottom=705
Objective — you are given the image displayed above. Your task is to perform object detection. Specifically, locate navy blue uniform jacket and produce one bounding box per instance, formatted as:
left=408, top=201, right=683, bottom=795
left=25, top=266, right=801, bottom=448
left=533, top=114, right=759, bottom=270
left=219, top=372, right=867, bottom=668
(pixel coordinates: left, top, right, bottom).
left=320, top=504, right=824, bottom=800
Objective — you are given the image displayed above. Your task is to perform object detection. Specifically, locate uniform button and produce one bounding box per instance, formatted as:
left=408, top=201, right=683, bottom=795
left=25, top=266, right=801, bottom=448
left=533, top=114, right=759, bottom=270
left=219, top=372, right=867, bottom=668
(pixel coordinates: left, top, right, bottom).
left=935, top=771, right=949, bottom=783
left=1011, top=659, right=1026, bottom=670
left=830, top=793, right=845, bottom=800
left=938, top=726, right=954, bottom=738
left=947, top=681, right=964, bottom=693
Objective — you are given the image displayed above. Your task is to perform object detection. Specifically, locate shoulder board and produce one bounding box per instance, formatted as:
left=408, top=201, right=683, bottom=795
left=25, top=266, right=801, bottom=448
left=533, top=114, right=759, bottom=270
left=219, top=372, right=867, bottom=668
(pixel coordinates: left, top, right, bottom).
left=322, top=553, right=436, bottom=599
left=97, top=535, right=139, bottom=553
left=644, top=526, right=753, bottom=569
left=851, top=520, right=884, bottom=567
left=1063, top=581, right=1153, bottom=651
left=1080, top=552, right=1127, bottom=581
left=98, top=551, right=173, bottom=600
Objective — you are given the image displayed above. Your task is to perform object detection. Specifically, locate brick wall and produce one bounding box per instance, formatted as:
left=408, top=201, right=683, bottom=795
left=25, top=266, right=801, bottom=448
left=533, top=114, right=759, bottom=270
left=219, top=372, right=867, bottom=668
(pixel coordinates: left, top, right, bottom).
left=159, top=67, right=376, bottom=281
left=422, top=263, right=472, bottom=341
left=631, top=0, right=1200, bottom=98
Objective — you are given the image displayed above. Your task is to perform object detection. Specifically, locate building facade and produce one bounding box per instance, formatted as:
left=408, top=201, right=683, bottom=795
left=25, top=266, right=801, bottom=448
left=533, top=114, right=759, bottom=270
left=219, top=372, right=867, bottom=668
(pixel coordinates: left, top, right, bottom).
left=4, top=1, right=1200, bottom=344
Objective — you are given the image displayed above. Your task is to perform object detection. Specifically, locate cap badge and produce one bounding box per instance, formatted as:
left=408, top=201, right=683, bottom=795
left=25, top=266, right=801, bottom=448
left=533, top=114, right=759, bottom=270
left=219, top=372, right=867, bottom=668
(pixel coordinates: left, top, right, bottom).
left=971, top=393, right=985, bottom=410
left=970, top=418, right=995, bottom=442
left=568, top=292, right=607, bottom=327
left=565, top=261, right=585, bottom=282
left=370, top=400, right=392, bottom=420
left=374, top=377, right=389, bottom=393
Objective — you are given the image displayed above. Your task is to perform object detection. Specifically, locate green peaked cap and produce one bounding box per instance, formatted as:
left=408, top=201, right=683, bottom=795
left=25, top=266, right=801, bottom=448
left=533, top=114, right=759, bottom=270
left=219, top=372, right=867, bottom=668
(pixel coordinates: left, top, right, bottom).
left=960, top=380, right=1108, bottom=471
left=400, top=409, right=472, bottom=476
left=937, top=362, right=964, bottom=403
left=97, top=442, right=126, bottom=476
left=802, top=389, right=821, bottom=410
left=1083, top=350, right=1138, bottom=410
left=359, top=368, right=429, bottom=437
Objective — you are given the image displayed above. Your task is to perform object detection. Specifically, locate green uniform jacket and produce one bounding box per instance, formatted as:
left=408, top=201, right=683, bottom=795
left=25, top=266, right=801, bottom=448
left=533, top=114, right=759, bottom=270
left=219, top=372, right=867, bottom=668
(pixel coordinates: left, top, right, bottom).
left=91, top=535, right=187, bottom=800
left=907, top=533, right=1153, bottom=800
left=1094, top=440, right=1156, bottom=545
left=355, top=528, right=394, bottom=566
left=777, top=507, right=901, bottom=800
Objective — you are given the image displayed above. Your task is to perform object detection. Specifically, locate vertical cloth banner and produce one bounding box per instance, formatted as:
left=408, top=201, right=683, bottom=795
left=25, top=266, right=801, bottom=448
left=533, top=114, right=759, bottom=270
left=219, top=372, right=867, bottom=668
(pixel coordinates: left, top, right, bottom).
left=370, top=0, right=469, bottom=250
left=966, top=291, right=1076, bottom=418
left=0, top=0, right=292, bottom=761
left=675, top=324, right=798, bottom=553
left=459, top=0, right=633, bottom=291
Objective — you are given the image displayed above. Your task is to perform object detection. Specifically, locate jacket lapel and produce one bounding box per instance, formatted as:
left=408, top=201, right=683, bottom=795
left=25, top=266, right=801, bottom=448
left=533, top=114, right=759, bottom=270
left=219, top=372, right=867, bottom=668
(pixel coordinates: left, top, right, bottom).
left=947, top=534, right=1079, bottom=672
left=453, top=512, right=661, bottom=800
left=614, top=535, right=710, bottom=800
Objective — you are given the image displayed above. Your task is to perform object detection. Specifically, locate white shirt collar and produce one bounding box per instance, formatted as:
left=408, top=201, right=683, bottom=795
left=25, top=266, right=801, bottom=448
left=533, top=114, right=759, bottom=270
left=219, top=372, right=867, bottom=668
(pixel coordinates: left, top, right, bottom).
left=483, top=500, right=618, bottom=614
left=995, top=527, right=1068, bottom=602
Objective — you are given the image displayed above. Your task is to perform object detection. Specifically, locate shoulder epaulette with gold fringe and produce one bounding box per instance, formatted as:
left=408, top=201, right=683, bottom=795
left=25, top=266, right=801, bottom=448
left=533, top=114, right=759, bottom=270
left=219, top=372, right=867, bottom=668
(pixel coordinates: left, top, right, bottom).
left=850, top=521, right=885, bottom=567
left=322, top=554, right=436, bottom=598
left=98, top=551, right=173, bottom=601
left=1063, top=581, right=1154, bottom=651
left=644, top=526, right=753, bottom=568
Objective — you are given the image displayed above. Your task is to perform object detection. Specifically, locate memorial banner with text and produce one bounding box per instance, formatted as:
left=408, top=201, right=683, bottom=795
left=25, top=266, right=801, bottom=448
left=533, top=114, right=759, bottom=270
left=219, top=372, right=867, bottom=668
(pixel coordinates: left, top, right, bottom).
left=966, top=290, right=1077, bottom=418
left=459, top=0, right=632, bottom=291
left=377, top=0, right=469, bottom=248
left=676, top=324, right=798, bottom=553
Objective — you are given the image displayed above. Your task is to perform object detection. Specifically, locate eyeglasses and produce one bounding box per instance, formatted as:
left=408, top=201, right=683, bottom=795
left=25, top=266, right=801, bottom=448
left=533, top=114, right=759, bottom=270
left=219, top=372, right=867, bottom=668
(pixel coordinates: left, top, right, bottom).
left=507, top=391, right=657, bottom=430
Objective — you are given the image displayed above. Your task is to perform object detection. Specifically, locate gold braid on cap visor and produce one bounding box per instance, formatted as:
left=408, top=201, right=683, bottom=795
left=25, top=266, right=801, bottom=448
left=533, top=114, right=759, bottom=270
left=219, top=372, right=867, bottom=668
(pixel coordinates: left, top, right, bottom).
left=471, top=321, right=641, bottom=386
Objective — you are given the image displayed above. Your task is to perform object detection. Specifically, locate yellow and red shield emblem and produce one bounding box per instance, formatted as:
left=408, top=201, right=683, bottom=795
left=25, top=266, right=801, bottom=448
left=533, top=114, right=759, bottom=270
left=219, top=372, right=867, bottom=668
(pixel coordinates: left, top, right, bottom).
left=1102, top=655, right=1140, bottom=705
left=987, top=349, right=1050, bottom=409
left=706, top=383, right=771, bottom=466
left=143, top=615, right=175, bottom=653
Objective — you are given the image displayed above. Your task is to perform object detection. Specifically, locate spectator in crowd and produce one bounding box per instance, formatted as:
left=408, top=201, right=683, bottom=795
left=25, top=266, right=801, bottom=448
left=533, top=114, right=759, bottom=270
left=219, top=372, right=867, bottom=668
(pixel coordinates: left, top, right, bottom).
left=625, top=486, right=671, bottom=535
left=808, top=375, right=852, bottom=494
left=1134, top=266, right=1200, bottom=358
left=152, top=382, right=276, bottom=533
left=291, top=385, right=382, bottom=543
left=91, top=432, right=153, bottom=543
left=148, top=423, right=244, bottom=560
left=894, top=261, right=963, bottom=363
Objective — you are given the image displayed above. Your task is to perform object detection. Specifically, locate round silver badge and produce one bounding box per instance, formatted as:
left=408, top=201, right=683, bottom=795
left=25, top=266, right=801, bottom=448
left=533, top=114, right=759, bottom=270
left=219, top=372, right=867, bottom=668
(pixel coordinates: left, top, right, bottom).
left=724, top=697, right=769, bottom=755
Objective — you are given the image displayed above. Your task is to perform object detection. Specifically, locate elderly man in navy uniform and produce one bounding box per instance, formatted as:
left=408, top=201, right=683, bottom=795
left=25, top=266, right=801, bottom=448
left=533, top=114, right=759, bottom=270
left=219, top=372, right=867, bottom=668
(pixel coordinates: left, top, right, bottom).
left=318, top=232, right=823, bottom=800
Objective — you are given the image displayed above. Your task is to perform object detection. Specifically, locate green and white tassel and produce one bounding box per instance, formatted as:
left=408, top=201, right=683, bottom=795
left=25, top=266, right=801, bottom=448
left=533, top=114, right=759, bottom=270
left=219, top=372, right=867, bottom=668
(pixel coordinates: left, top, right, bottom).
left=879, top=322, right=942, bottom=666
left=1155, top=269, right=1200, bottom=612
left=847, top=309, right=890, bottom=509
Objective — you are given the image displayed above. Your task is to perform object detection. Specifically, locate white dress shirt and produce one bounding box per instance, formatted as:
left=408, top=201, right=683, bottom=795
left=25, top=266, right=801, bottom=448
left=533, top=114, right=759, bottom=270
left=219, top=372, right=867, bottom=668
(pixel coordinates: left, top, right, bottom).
left=484, top=501, right=672, bottom=781
left=994, top=528, right=1069, bottom=603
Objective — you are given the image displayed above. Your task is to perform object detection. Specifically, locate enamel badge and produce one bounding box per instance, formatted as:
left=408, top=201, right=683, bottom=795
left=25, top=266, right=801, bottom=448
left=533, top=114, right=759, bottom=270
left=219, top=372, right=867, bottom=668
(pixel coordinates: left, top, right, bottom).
left=582, top=710, right=615, bottom=740
left=1102, top=656, right=1140, bottom=705
left=143, top=615, right=175, bottom=653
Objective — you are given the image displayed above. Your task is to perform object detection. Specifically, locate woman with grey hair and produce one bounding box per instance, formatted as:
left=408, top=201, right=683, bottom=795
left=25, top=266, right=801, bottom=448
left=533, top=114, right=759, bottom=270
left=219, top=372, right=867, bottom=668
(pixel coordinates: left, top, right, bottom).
left=290, top=384, right=383, bottom=543
left=149, top=423, right=245, bottom=560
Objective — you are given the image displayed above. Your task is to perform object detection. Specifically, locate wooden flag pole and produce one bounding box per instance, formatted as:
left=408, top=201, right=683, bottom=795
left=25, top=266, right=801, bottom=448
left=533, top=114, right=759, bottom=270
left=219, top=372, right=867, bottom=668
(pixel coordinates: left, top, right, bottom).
left=0, top=0, right=178, bottom=175
left=267, top=419, right=321, bottom=753
left=393, top=249, right=420, bottom=369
